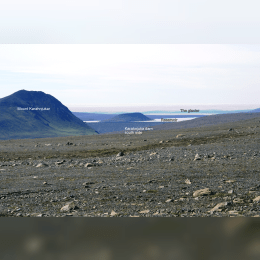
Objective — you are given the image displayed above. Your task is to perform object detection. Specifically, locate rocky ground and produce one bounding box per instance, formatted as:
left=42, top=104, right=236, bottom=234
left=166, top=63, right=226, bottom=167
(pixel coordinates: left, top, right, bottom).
left=0, top=116, right=260, bottom=217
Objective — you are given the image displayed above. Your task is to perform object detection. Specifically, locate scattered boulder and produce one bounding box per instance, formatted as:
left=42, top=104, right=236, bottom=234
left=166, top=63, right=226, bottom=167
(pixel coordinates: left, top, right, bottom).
left=60, top=202, right=77, bottom=212
left=209, top=202, right=232, bottom=213
left=233, top=198, right=244, bottom=204
left=225, top=180, right=236, bottom=183
left=55, top=160, right=65, bottom=166
left=253, top=196, right=260, bottom=203
left=194, top=154, right=201, bottom=161
left=110, top=210, right=118, bottom=216
left=117, top=152, right=124, bottom=157
left=193, top=188, right=212, bottom=197
left=249, top=185, right=260, bottom=191
left=83, top=181, right=95, bottom=185
left=36, top=163, right=48, bottom=168
left=84, top=163, right=93, bottom=167
left=185, top=179, right=191, bottom=185
left=140, top=209, right=150, bottom=214
left=176, top=134, right=185, bottom=138
left=228, top=210, right=239, bottom=215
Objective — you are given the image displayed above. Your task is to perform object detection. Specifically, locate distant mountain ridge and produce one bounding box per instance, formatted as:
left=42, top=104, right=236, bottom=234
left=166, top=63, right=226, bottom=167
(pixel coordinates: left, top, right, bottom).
left=250, top=108, right=260, bottom=112
left=105, top=112, right=152, bottom=122
left=0, top=90, right=97, bottom=140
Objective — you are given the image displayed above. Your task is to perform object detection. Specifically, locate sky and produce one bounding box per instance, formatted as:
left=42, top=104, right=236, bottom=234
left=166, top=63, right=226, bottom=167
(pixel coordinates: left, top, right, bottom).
left=1, top=0, right=260, bottom=44
left=0, top=44, right=260, bottom=111
left=0, top=1, right=260, bottom=112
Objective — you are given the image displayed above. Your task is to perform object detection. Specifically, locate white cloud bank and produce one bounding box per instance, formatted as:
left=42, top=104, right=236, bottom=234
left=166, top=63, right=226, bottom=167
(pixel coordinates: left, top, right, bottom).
left=0, top=44, right=259, bottom=107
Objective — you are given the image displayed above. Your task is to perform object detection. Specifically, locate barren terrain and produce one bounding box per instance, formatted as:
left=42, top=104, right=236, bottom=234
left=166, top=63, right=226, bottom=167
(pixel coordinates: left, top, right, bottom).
left=0, top=115, right=260, bottom=217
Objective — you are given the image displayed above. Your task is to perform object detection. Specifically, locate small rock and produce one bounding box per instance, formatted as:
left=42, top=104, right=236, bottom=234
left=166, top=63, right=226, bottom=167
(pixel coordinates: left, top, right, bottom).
left=165, top=199, right=173, bottom=203
left=233, top=198, right=244, bottom=204
left=36, top=163, right=48, bottom=168
left=228, top=190, right=234, bottom=194
left=228, top=210, right=239, bottom=215
left=43, top=182, right=48, bottom=185
left=194, top=154, right=201, bottom=161
left=159, top=141, right=164, bottom=144
left=45, top=144, right=52, bottom=146
left=117, top=152, right=124, bottom=157
left=225, top=180, right=236, bottom=183
left=176, top=134, right=185, bottom=138
left=193, top=188, right=212, bottom=197
left=83, top=181, right=95, bottom=185
left=110, top=210, right=117, bottom=216
left=60, top=202, right=76, bottom=212
left=185, top=179, right=191, bottom=185
left=253, top=196, right=260, bottom=203
left=209, top=202, right=232, bottom=213
left=84, top=163, right=93, bottom=167
left=140, top=209, right=150, bottom=214
left=55, top=160, right=65, bottom=166
left=30, top=213, right=44, bottom=217
left=249, top=185, right=260, bottom=191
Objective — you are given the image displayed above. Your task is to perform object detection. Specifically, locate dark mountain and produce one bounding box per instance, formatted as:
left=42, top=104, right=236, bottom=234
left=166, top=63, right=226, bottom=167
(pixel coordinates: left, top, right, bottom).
left=250, top=108, right=260, bottom=112
left=0, top=90, right=97, bottom=140
left=105, top=112, right=152, bottom=122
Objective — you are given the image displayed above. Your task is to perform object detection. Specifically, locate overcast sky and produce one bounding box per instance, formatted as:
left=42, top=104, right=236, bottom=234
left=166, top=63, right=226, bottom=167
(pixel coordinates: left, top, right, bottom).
left=0, top=1, right=260, bottom=112
left=1, top=0, right=260, bottom=44
left=0, top=44, right=260, bottom=110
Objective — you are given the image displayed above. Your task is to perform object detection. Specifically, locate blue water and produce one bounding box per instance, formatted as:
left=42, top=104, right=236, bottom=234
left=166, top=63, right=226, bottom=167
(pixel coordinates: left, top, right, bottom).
left=73, top=110, right=254, bottom=134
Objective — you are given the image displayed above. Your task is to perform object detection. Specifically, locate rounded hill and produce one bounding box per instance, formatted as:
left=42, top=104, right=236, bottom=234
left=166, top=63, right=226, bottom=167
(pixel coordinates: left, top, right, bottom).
left=0, top=90, right=97, bottom=140
left=105, top=112, right=152, bottom=122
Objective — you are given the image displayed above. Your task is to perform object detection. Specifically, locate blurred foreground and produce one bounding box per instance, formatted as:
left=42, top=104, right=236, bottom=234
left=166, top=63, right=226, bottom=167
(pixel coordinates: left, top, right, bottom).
left=0, top=218, right=260, bottom=260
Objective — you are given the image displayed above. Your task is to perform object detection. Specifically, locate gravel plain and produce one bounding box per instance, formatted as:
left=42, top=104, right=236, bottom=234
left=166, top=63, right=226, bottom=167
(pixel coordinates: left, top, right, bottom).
left=0, top=115, right=260, bottom=217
